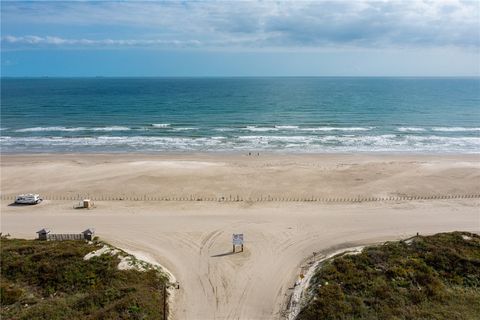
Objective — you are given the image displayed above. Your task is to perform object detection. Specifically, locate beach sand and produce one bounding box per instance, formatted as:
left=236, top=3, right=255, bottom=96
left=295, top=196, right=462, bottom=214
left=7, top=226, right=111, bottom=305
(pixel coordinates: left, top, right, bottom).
left=1, top=153, right=479, bottom=319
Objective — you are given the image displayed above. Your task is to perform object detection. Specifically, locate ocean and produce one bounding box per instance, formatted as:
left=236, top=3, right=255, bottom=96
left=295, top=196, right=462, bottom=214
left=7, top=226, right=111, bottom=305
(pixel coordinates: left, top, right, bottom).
left=1, top=77, right=479, bottom=153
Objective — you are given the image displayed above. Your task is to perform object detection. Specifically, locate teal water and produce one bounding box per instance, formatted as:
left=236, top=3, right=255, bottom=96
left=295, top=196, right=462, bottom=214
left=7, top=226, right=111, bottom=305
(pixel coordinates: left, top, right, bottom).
left=1, top=77, right=479, bottom=153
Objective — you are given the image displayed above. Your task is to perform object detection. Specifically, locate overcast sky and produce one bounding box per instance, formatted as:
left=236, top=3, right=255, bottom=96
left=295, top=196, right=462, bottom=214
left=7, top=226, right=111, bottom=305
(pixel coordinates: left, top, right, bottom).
left=1, top=0, right=479, bottom=76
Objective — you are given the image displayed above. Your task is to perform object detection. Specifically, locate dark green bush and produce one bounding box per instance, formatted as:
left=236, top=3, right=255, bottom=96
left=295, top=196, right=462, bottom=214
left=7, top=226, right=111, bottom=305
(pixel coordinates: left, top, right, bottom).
left=0, top=284, right=23, bottom=305
left=297, top=232, right=480, bottom=320
left=0, top=239, right=168, bottom=320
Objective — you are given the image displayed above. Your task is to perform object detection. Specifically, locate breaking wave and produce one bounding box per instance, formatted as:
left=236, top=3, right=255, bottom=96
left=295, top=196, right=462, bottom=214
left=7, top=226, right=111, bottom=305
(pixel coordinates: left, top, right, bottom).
left=275, top=125, right=299, bottom=129
left=432, top=127, right=480, bottom=132
left=151, top=123, right=171, bottom=128
left=397, top=127, right=426, bottom=132
left=244, top=126, right=278, bottom=132
left=299, top=127, right=373, bottom=132
left=2, top=134, right=478, bottom=153
left=14, top=126, right=131, bottom=132
left=91, top=126, right=131, bottom=131
left=222, top=126, right=373, bottom=132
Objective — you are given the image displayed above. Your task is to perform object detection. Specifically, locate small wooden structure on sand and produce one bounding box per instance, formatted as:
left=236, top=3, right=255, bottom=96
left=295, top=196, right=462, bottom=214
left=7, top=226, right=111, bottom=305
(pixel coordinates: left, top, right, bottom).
left=36, top=228, right=95, bottom=241
left=74, top=199, right=94, bottom=209
left=36, top=228, right=50, bottom=240
left=232, top=233, right=244, bottom=252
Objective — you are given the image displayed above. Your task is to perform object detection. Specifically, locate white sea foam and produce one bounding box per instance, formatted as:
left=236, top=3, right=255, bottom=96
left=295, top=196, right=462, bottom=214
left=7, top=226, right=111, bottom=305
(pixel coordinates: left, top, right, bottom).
left=0, top=136, right=225, bottom=149
left=151, top=123, right=171, bottom=128
left=91, top=126, right=131, bottom=131
left=300, top=127, right=373, bottom=132
left=432, top=127, right=480, bottom=132
left=275, top=125, right=299, bottom=129
left=172, top=127, right=197, bottom=131
left=15, top=126, right=87, bottom=132
left=14, top=126, right=131, bottom=132
left=239, top=135, right=314, bottom=142
left=397, top=127, right=426, bottom=132
left=2, top=134, right=479, bottom=153
left=244, top=126, right=278, bottom=132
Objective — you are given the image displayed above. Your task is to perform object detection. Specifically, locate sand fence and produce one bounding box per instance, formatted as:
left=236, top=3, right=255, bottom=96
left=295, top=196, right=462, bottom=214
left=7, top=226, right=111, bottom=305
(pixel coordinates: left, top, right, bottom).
left=1, top=193, right=479, bottom=203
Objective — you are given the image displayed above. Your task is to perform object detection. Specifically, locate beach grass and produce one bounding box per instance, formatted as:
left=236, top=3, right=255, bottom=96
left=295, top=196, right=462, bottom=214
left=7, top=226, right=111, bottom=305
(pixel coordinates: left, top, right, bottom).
left=0, top=236, right=169, bottom=320
left=297, top=231, right=480, bottom=320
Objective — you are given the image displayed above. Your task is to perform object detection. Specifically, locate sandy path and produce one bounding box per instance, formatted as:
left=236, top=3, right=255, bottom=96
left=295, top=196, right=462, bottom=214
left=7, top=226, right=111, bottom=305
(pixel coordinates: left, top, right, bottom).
left=1, top=154, right=479, bottom=319
left=2, top=200, right=479, bottom=319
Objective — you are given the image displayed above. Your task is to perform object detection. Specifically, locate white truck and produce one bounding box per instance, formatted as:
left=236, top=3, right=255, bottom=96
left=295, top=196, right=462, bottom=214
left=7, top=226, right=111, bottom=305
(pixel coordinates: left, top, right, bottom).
left=15, top=194, right=42, bottom=205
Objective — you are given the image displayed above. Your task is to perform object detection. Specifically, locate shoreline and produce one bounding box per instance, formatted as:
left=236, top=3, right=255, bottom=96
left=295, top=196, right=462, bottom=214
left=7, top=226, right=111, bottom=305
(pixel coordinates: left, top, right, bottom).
left=2, top=152, right=479, bottom=166
left=2, top=151, right=479, bottom=157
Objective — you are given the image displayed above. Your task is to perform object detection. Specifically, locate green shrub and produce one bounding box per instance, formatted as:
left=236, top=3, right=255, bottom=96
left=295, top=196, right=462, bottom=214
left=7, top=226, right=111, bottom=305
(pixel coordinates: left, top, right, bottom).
left=0, top=239, right=169, bottom=320
left=0, top=284, right=23, bottom=305
left=297, top=232, right=480, bottom=320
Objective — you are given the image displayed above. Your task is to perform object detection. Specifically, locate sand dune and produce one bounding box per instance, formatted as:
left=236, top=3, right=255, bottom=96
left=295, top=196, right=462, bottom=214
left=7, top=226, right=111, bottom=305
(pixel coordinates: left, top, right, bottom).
left=1, top=154, right=479, bottom=319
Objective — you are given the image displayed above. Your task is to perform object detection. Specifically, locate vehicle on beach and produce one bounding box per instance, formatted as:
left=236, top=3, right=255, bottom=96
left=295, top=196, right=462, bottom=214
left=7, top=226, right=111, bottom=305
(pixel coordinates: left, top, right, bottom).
left=14, top=194, right=42, bottom=205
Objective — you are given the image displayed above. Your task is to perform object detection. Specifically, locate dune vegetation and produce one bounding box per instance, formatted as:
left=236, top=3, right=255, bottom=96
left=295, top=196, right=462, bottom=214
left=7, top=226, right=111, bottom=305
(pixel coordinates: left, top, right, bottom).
left=0, top=236, right=169, bottom=320
left=297, top=232, right=480, bottom=320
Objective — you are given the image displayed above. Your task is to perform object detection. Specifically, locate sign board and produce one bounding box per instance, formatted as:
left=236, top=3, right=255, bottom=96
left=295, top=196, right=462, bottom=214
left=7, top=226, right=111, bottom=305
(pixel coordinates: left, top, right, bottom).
left=232, top=233, right=244, bottom=245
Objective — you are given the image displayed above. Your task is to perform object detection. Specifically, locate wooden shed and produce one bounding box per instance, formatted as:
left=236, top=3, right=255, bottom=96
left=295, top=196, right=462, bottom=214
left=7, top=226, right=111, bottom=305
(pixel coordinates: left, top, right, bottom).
left=82, top=228, right=95, bottom=241
left=36, top=228, right=51, bottom=240
left=83, top=199, right=92, bottom=209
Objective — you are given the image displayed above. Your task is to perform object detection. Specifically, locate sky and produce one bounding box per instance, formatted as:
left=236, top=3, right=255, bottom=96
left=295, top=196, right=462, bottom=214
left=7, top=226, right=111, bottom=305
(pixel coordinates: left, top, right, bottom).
left=1, top=0, right=479, bottom=77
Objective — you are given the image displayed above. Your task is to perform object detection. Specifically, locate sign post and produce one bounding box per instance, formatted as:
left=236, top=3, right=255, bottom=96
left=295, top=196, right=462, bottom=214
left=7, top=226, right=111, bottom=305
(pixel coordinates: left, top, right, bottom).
left=232, top=233, right=244, bottom=252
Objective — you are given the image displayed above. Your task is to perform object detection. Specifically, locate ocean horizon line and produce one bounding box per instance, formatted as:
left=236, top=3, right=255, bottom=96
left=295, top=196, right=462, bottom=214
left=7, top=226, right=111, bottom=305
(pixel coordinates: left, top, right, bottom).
left=2, top=75, right=480, bottom=79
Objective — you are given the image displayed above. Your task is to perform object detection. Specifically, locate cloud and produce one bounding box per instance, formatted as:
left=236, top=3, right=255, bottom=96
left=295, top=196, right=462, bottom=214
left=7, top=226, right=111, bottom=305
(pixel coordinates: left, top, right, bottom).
left=2, top=35, right=202, bottom=47
left=1, top=0, right=479, bottom=50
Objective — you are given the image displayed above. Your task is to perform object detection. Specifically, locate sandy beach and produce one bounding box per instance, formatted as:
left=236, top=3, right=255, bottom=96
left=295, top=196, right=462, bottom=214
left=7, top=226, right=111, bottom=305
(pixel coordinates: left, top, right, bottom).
left=1, top=153, right=479, bottom=319
left=1, top=153, right=479, bottom=200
